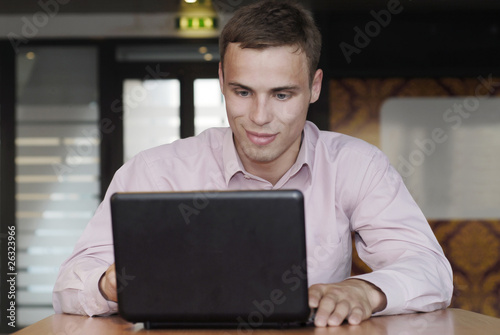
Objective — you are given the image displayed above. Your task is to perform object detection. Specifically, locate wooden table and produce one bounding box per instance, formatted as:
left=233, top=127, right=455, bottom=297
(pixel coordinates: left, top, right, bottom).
left=12, top=308, right=500, bottom=334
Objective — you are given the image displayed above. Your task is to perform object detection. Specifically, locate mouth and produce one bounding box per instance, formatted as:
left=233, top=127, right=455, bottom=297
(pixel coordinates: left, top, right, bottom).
left=246, top=130, right=277, bottom=146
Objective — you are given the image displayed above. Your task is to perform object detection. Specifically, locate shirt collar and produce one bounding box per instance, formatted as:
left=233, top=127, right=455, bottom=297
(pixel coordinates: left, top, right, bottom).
left=275, top=122, right=314, bottom=187
left=222, top=121, right=317, bottom=186
left=222, top=129, right=245, bottom=185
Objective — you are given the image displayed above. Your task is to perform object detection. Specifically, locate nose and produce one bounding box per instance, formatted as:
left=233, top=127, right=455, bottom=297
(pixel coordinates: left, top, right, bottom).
left=249, top=96, right=273, bottom=126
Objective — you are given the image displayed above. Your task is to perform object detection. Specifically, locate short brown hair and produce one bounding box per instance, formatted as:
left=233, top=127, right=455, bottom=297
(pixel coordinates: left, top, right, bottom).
left=219, top=0, right=322, bottom=82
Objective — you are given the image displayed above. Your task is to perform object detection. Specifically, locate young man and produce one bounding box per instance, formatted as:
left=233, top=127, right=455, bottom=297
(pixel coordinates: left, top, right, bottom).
left=53, top=0, right=453, bottom=327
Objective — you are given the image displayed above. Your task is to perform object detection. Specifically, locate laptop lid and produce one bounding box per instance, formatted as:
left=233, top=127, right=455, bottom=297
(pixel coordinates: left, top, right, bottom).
left=110, top=189, right=310, bottom=328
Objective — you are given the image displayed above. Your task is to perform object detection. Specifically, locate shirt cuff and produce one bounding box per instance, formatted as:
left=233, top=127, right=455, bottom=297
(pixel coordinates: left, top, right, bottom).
left=350, top=272, right=405, bottom=316
left=79, top=265, right=118, bottom=316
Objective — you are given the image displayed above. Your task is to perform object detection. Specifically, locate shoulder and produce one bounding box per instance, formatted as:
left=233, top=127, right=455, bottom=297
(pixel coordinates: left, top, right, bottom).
left=102, top=128, right=230, bottom=193
left=304, top=123, right=399, bottom=216
left=305, top=121, right=385, bottom=166
left=114, top=127, right=229, bottom=184
left=134, top=127, right=228, bottom=165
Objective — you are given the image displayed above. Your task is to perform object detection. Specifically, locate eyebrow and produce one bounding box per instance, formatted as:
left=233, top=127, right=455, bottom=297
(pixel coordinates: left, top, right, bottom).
left=228, top=82, right=252, bottom=91
left=228, top=82, right=301, bottom=92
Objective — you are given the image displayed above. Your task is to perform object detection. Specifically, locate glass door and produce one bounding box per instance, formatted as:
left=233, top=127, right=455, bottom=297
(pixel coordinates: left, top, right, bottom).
left=123, top=79, right=181, bottom=161
left=117, top=42, right=225, bottom=162
left=194, top=78, right=228, bottom=135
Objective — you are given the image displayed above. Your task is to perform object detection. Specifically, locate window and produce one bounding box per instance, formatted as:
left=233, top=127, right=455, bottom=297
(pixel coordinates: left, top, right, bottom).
left=123, top=79, right=181, bottom=162
left=381, top=97, right=500, bottom=219
left=194, top=78, right=228, bottom=134
left=123, top=78, right=227, bottom=161
left=16, top=46, right=99, bottom=326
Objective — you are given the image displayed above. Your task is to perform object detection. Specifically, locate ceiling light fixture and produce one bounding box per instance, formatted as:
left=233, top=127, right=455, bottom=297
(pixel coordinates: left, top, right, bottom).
left=176, top=0, right=218, bottom=37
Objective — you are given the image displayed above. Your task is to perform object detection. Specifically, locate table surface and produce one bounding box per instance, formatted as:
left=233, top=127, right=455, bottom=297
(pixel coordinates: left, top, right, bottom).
left=12, top=308, right=500, bottom=335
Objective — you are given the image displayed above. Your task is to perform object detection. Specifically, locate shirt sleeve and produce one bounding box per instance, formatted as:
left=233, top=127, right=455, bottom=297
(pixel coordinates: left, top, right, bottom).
left=52, top=198, right=118, bottom=316
left=347, top=149, right=453, bottom=315
left=52, top=152, right=159, bottom=316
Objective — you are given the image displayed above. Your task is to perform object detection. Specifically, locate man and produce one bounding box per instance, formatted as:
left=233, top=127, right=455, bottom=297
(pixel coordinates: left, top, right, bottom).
left=53, top=0, right=453, bottom=327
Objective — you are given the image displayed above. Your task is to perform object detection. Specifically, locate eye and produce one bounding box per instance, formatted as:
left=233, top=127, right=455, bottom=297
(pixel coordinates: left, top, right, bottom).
left=276, top=93, right=290, bottom=100
left=236, top=90, right=250, bottom=97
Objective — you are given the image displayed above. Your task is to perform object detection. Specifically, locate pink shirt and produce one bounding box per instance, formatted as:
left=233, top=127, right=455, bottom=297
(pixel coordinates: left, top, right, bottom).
left=52, top=121, right=453, bottom=316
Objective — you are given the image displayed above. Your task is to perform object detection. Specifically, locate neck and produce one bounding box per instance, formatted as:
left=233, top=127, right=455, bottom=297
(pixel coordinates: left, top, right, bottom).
left=244, top=160, right=291, bottom=186
left=237, top=134, right=303, bottom=186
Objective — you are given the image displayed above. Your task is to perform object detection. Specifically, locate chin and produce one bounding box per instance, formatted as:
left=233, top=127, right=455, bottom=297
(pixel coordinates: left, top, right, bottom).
left=243, top=147, right=280, bottom=163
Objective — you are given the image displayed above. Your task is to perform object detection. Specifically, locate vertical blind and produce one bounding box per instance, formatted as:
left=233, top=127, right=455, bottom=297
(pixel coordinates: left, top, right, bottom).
left=16, top=46, right=99, bottom=326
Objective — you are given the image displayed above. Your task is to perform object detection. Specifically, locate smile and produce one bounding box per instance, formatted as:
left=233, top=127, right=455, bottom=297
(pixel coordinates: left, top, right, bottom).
left=246, top=130, right=277, bottom=146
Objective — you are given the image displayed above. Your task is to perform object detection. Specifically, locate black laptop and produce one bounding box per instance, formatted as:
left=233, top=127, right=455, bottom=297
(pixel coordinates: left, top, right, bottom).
left=110, top=189, right=311, bottom=329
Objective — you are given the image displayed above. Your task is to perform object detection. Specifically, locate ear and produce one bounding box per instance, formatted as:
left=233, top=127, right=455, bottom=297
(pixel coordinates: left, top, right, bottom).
left=218, top=62, right=224, bottom=93
left=309, top=69, right=323, bottom=104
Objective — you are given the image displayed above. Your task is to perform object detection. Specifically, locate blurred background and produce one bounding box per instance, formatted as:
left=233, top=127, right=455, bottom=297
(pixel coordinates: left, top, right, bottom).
left=1, top=0, right=500, bottom=331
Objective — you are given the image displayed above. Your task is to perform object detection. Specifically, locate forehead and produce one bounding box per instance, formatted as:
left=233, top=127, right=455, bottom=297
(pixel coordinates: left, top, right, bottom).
left=223, top=43, right=309, bottom=82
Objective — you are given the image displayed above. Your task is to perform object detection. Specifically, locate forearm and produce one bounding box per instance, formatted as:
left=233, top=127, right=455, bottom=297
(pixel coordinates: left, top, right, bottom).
left=53, top=258, right=118, bottom=316
left=351, top=253, right=453, bottom=315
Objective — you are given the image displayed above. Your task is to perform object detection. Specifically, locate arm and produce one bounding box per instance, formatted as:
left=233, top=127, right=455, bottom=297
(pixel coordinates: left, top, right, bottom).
left=52, top=255, right=116, bottom=316
left=52, top=197, right=118, bottom=316
left=351, top=156, right=453, bottom=315
left=349, top=155, right=453, bottom=316
left=53, top=153, right=160, bottom=316
left=308, top=148, right=452, bottom=326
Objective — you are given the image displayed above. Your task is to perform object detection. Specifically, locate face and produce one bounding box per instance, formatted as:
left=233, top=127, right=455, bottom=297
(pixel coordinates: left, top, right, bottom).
left=219, top=43, right=322, bottom=176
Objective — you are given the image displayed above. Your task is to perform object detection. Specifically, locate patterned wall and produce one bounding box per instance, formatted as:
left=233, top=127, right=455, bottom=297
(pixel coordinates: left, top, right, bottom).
left=331, top=78, right=500, bottom=317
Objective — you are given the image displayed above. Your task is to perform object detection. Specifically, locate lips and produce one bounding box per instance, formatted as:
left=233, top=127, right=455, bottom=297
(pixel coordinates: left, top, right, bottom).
left=246, top=130, right=277, bottom=146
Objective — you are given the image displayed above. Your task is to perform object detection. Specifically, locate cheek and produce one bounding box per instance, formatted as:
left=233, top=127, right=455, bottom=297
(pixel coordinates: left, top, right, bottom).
left=275, top=103, right=308, bottom=124
left=225, top=96, right=249, bottom=119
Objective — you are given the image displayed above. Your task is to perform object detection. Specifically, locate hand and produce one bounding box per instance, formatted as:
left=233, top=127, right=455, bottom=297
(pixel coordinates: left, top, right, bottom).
left=98, top=263, right=118, bottom=302
left=308, top=279, right=387, bottom=327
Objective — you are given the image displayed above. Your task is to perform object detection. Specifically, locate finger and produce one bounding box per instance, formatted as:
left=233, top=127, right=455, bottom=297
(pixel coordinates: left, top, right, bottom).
left=327, top=300, right=350, bottom=327
left=308, top=285, right=325, bottom=308
left=314, top=293, right=337, bottom=327
left=347, top=306, right=365, bottom=325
